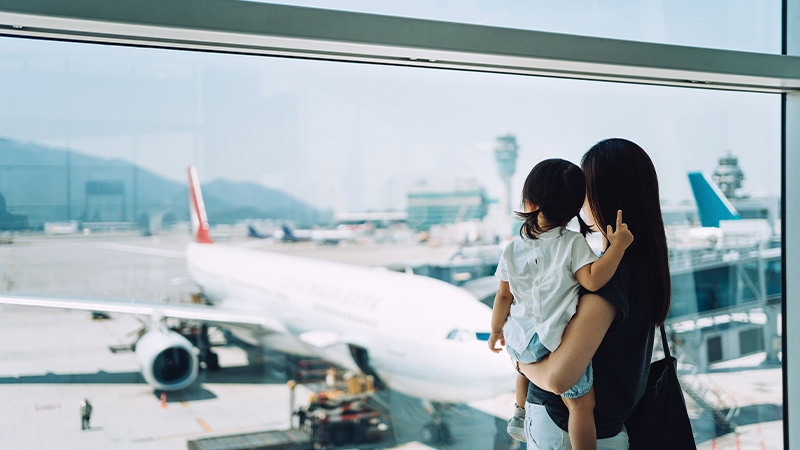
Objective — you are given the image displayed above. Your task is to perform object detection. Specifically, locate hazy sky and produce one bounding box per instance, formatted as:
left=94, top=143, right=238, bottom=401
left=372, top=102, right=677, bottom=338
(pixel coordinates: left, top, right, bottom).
left=0, top=1, right=782, bottom=212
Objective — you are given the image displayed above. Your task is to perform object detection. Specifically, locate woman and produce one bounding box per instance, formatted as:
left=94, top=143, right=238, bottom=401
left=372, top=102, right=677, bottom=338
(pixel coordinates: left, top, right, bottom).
left=516, top=138, right=672, bottom=449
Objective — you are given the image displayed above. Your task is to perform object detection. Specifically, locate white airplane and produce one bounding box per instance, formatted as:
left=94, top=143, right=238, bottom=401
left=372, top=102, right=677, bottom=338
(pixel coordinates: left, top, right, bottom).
left=0, top=166, right=514, bottom=407
left=268, top=223, right=358, bottom=245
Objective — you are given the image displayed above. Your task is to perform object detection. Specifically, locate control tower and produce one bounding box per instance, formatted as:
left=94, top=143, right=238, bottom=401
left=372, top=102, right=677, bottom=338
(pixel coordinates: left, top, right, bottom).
left=712, top=152, right=745, bottom=199
left=494, top=133, right=519, bottom=217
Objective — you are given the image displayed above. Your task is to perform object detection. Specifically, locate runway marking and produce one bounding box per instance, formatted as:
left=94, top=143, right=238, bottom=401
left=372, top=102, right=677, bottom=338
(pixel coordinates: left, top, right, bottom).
left=197, top=418, right=212, bottom=432
left=178, top=396, right=189, bottom=408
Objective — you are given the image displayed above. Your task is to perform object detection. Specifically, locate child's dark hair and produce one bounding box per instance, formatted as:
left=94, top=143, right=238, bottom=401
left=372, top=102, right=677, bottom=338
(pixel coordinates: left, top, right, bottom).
left=516, top=158, right=590, bottom=239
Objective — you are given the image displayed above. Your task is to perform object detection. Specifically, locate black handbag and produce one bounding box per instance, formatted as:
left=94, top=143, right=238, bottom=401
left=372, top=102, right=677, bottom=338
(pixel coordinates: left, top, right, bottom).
left=625, top=325, right=697, bottom=450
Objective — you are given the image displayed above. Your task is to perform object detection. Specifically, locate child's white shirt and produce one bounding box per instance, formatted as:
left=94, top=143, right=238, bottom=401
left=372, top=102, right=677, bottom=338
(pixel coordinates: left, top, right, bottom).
left=495, top=227, right=598, bottom=354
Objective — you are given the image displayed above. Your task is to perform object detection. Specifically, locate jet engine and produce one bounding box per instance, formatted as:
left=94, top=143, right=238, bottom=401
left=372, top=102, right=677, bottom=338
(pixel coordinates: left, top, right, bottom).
left=135, top=328, right=199, bottom=391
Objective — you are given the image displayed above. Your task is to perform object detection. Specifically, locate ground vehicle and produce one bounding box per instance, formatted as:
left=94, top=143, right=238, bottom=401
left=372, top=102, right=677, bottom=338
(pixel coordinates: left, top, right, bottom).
left=299, top=390, right=386, bottom=449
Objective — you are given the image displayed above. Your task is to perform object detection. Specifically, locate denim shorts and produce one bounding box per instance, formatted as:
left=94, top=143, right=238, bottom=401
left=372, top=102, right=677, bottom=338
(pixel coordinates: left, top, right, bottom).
left=508, top=333, right=593, bottom=399
left=524, top=403, right=629, bottom=449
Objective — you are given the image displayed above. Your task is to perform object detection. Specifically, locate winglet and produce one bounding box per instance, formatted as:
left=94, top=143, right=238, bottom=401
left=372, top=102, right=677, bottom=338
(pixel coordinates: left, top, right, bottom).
left=188, top=166, right=213, bottom=244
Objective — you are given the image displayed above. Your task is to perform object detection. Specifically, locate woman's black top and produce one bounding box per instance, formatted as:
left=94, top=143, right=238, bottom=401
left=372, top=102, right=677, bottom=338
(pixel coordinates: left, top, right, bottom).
left=526, top=263, right=655, bottom=439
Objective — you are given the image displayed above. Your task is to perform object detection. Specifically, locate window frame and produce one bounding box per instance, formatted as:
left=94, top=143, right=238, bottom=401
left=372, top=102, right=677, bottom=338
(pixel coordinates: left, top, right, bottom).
left=0, top=0, right=799, bottom=94
left=1, top=0, right=798, bottom=447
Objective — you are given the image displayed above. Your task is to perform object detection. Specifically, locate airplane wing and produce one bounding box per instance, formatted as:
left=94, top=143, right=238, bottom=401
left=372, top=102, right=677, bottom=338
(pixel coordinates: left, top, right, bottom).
left=0, top=294, right=285, bottom=332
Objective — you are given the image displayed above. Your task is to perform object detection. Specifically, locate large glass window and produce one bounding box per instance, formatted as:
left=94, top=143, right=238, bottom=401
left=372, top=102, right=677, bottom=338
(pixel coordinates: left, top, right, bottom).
left=0, top=34, right=782, bottom=449
left=256, top=0, right=782, bottom=54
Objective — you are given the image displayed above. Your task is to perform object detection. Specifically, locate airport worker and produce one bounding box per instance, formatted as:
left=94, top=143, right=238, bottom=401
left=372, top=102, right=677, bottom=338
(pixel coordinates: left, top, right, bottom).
left=489, top=158, right=634, bottom=449
left=514, top=138, right=672, bottom=449
left=80, top=398, right=93, bottom=430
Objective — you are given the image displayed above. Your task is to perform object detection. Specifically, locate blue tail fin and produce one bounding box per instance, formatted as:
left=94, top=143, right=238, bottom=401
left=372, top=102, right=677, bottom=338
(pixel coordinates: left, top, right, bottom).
left=687, top=172, right=741, bottom=227
left=248, top=224, right=267, bottom=239
left=281, top=224, right=298, bottom=242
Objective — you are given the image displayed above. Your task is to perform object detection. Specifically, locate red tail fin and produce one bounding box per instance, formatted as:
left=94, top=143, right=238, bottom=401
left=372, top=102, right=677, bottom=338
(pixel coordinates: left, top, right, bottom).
left=187, top=165, right=213, bottom=244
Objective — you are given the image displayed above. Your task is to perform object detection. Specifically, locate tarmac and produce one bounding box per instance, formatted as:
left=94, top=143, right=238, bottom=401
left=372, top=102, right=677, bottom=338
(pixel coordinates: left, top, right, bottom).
left=0, top=231, right=786, bottom=449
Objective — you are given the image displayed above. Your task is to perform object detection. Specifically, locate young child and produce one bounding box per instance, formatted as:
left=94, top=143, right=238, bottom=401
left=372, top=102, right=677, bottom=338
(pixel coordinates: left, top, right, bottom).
left=488, top=158, right=633, bottom=449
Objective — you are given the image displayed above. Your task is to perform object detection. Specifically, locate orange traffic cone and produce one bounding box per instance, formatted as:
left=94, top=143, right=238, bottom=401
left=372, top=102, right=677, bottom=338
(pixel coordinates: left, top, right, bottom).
left=160, top=392, right=167, bottom=409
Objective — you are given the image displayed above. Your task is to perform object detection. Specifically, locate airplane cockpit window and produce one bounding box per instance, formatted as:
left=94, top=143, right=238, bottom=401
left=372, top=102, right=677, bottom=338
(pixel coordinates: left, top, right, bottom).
left=445, top=329, right=474, bottom=341
left=447, top=330, right=497, bottom=342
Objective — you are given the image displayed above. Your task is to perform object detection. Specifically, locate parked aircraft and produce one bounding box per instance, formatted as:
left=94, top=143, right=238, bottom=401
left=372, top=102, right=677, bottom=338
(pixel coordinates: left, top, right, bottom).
left=247, top=222, right=357, bottom=245
left=685, top=171, right=776, bottom=246
left=687, top=172, right=742, bottom=228
left=247, top=224, right=271, bottom=239
left=275, top=224, right=357, bottom=245
left=0, top=166, right=514, bottom=407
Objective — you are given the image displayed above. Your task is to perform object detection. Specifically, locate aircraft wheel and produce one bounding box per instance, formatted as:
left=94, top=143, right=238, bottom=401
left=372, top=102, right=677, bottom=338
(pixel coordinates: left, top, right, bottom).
left=330, top=424, right=353, bottom=446
left=439, top=422, right=452, bottom=444
left=422, top=421, right=451, bottom=444
left=421, top=423, right=435, bottom=443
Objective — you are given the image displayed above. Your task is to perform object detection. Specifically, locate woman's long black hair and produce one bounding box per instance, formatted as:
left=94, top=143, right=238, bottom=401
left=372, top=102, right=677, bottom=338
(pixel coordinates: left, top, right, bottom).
left=517, top=158, right=590, bottom=240
left=582, top=138, right=671, bottom=326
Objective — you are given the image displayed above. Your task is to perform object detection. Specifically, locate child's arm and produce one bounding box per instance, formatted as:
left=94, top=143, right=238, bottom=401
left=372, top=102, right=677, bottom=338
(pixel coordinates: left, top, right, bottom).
left=574, top=209, right=633, bottom=292
left=488, top=281, right=514, bottom=353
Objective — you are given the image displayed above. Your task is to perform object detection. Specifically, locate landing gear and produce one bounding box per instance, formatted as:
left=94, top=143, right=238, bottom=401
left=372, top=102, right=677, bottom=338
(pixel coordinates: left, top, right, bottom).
left=173, top=322, right=220, bottom=371
left=203, top=348, right=220, bottom=370
left=196, top=324, right=220, bottom=370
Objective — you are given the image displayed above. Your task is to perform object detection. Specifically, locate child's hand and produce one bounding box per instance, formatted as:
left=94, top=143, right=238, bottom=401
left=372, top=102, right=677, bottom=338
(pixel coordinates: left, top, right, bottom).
left=488, top=331, right=505, bottom=353
left=607, top=209, right=634, bottom=249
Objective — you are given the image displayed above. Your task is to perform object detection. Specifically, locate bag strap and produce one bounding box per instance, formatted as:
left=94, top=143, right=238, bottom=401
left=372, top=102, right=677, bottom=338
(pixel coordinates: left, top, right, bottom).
left=660, top=325, right=671, bottom=359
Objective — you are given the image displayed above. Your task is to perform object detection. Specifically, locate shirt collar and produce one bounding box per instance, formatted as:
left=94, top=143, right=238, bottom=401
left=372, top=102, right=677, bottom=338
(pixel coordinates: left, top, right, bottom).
left=522, top=226, right=565, bottom=243
left=539, top=226, right=565, bottom=239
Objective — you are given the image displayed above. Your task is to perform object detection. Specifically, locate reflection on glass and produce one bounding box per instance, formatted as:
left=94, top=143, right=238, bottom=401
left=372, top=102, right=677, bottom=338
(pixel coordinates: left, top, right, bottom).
left=0, top=35, right=783, bottom=449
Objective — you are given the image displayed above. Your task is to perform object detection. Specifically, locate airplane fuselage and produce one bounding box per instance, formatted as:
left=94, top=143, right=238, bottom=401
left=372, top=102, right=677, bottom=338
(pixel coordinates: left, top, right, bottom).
left=186, top=242, right=515, bottom=403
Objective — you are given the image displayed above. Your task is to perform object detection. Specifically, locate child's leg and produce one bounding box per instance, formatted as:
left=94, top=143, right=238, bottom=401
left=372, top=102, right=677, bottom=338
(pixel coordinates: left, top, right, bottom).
left=515, top=372, right=528, bottom=409
left=561, top=386, right=596, bottom=450
left=506, top=373, right=528, bottom=442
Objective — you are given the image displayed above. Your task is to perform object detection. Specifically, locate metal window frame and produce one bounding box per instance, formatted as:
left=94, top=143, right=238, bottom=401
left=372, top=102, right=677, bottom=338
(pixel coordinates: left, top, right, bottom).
left=1, top=0, right=798, bottom=447
left=1, top=0, right=800, bottom=94
left=784, top=0, right=799, bottom=447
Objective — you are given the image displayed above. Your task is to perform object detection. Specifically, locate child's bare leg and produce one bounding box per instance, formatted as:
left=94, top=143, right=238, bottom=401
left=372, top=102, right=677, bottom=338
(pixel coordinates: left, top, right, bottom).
left=515, top=373, right=528, bottom=408
left=506, top=373, right=529, bottom=442
left=561, top=386, right=596, bottom=450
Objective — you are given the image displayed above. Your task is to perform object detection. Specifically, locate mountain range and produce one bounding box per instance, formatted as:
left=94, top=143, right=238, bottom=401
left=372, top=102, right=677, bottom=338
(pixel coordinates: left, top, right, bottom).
left=0, top=137, right=328, bottom=229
